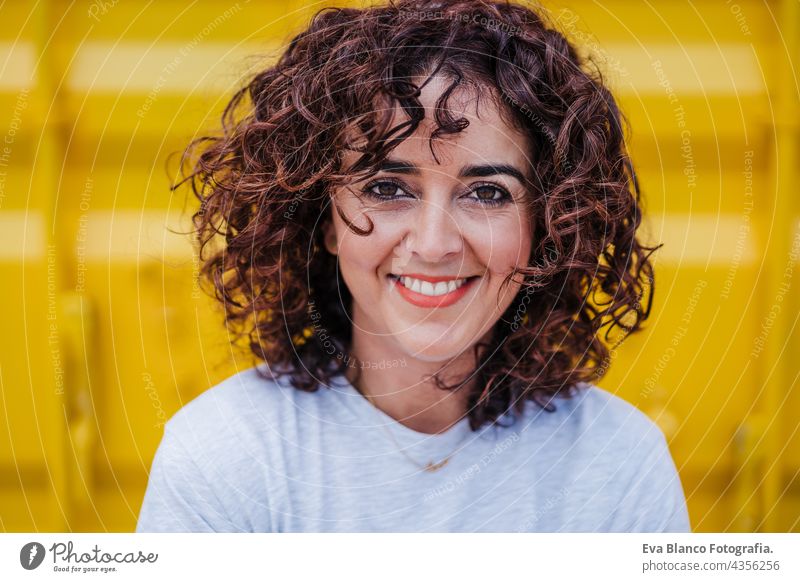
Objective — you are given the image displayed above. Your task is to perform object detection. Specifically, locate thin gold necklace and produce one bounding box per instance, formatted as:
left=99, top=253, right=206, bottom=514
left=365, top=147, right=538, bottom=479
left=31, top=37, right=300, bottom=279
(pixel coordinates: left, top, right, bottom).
left=356, top=385, right=472, bottom=473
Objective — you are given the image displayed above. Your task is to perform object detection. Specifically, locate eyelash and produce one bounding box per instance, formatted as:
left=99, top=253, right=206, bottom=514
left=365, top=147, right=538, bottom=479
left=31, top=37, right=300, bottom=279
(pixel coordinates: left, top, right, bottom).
left=360, top=178, right=512, bottom=208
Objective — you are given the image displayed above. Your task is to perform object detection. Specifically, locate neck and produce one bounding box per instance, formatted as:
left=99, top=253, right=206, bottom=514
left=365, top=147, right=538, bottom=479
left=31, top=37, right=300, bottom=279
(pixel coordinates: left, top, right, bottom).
left=344, top=331, right=480, bottom=435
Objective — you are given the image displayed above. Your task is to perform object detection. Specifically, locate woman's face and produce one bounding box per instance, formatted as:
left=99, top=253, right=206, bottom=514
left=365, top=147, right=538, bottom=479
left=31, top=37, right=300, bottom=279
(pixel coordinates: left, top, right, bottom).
left=324, top=76, right=533, bottom=362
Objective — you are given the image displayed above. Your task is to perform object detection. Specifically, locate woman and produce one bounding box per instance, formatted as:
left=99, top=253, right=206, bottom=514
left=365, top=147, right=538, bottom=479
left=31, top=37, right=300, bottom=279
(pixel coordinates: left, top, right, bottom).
left=136, top=0, right=690, bottom=532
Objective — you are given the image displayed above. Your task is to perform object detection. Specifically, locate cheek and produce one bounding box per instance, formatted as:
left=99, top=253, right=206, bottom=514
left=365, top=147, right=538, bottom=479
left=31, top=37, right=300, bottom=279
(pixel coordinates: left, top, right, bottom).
left=469, top=213, right=533, bottom=273
left=333, top=215, right=394, bottom=275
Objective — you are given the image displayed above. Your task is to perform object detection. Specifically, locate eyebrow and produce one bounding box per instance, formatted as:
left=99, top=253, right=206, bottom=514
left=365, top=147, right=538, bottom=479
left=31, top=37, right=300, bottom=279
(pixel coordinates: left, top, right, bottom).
left=377, top=159, right=527, bottom=184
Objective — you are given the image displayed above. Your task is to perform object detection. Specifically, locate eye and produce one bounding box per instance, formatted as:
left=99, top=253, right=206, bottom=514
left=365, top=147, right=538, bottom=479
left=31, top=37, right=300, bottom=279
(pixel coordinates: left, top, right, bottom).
left=359, top=179, right=512, bottom=207
left=466, top=184, right=512, bottom=207
left=360, top=179, right=412, bottom=201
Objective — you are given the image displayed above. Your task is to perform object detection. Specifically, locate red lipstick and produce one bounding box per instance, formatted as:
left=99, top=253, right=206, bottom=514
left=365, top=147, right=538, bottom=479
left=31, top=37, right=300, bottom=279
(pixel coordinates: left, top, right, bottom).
left=388, top=274, right=478, bottom=308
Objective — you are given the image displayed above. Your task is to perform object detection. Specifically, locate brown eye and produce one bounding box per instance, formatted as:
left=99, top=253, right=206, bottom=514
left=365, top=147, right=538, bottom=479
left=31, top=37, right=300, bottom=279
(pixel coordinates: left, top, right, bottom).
left=474, top=185, right=500, bottom=201
left=376, top=183, right=399, bottom=197
left=468, top=184, right=510, bottom=207
left=361, top=179, right=411, bottom=201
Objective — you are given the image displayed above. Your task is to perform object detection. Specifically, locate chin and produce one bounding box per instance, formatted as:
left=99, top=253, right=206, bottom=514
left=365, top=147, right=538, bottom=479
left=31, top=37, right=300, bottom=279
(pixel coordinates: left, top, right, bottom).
left=393, top=329, right=482, bottom=363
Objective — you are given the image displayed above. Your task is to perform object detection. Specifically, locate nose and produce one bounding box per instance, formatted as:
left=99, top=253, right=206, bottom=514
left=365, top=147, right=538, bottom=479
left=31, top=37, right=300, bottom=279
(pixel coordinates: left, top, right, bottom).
left=402, top=197, right=464, bottom=263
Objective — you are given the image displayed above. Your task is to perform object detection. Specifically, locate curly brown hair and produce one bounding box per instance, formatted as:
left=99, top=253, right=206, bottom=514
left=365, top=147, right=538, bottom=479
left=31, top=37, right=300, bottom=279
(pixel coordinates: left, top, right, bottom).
left=177, top=0, right=659, bottom=431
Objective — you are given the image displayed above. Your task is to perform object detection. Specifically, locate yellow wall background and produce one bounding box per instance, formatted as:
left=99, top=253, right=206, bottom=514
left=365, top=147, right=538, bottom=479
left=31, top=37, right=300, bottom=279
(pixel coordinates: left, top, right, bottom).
left=0, top=0, right=797, bottom=532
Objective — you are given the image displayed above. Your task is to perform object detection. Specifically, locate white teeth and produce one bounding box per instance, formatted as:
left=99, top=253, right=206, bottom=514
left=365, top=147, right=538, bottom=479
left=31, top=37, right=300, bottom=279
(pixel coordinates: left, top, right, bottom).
left=397, top=276, right=469, bottom=296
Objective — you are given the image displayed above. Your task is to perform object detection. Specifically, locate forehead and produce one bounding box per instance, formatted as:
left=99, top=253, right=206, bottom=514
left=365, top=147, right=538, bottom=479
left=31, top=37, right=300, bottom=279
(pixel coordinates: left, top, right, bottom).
left=343, top=75, right=532, bottom=173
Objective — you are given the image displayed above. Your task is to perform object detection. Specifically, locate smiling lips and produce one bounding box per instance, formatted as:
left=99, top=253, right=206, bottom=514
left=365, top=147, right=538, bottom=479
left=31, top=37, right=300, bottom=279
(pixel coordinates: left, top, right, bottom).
left=388, top=273, right=478, bottom=308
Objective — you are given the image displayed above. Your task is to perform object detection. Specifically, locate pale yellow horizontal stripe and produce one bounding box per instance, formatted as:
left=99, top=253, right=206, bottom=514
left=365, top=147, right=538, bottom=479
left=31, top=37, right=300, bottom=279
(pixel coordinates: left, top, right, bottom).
left=0, top=39, right=763, bottom=96
left=67, top=41, right=279, bottom=94
left=581, top=43, right=762, bottom=95
left=641, top=213, right=760, bottom=266
left=0, top=42, right=36, bottom=90
left=0, top=210, right=44, bottom=259
left=0, top=210, right=193, bottom=262
left=77, top=210, right=193, bottom=262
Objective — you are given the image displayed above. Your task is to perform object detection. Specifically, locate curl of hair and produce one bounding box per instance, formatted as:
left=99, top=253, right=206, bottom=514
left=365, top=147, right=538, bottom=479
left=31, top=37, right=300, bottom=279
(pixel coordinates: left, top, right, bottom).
left=176, top=0, right=661, bottom=431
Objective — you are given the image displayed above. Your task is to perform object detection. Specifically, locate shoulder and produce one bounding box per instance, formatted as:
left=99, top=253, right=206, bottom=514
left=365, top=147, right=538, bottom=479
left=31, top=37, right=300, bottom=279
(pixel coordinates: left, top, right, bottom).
left=515, top=382, right=673, bottom=475
left=139, top=365, right=299, bottom=532
left=563, top=384, right=689, bottom=531
left=519, top=384, right=690, bottom=531
left=526, top=382, right=666, bottom=446
left=162, top=364, right=327, bottom=466
left=168, top=364, right=289, bottom=422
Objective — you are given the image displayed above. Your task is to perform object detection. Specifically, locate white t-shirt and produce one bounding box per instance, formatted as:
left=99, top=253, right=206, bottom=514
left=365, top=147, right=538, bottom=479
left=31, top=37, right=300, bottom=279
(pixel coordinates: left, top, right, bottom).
left=136, top=364, right=691, bottom=532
